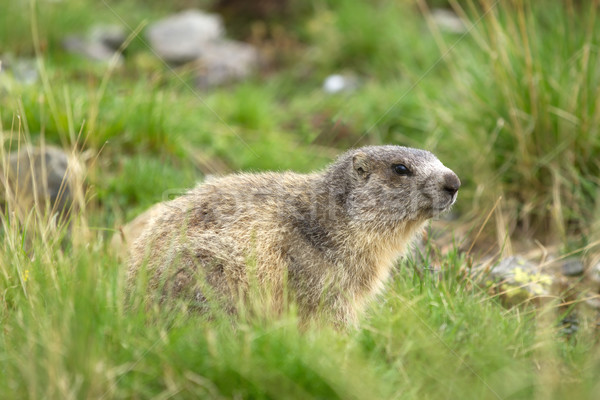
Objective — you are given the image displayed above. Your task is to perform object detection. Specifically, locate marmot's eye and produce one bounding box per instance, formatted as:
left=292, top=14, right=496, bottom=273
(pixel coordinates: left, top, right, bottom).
left=392, top=164, right=411, bottom=176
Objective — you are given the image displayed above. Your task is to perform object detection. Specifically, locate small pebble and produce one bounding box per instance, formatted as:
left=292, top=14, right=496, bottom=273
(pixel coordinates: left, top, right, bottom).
left=323, top=74, right=358, bottom=94
left=561, top=258, right=585, bottom=277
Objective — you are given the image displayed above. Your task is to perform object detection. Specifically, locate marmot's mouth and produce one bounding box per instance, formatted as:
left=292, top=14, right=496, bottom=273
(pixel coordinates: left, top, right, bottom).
left=448, top=192, right=458, bottom=207
left=442, top=194, right=458, bottom=211
left=426, top=193, right=457, bottom=217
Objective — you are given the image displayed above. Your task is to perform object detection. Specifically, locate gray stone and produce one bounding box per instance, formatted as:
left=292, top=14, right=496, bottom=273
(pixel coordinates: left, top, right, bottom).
left=489, top=256, right=553, bottom=306
left=0, top=55, right=38, bottom=85
left=490, top=256, right=532, bottom=279
left=62, top=24, right=127, bottom=63
left=431, top=9, right=467, bottom=34
left=194, top=39, right=259, bottom=88
left=89, top=25, right=127, bottom=51
left=561, top=258, right=585, bottom=277
left=12, top=59, right=38, bottom=85
left=559, top=313, right=579, bottom=336
left=146, top=10, right=224, bottom=64
left=62, top=35, right=122, bottom=64
left=1, top=146, right=81, bottom=218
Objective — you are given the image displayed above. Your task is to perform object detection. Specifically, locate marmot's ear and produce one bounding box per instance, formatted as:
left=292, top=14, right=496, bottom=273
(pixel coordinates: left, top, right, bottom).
left=352, top=151, right=370, bottom=178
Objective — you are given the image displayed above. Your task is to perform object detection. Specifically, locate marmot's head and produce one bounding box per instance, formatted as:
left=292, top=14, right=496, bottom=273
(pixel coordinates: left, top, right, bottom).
left=335, top=145, right=460, bottom=228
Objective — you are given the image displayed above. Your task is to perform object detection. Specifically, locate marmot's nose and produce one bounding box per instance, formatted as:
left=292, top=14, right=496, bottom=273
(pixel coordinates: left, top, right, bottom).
left=443, top=172, right=461, bottom=196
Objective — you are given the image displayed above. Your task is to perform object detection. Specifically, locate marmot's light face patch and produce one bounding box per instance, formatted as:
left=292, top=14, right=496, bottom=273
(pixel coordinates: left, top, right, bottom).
left=348, top=145, right=460, bottom=224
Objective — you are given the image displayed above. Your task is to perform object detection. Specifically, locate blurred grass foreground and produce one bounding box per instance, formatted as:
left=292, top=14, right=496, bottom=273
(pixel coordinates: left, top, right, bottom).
left=1, top=0, right=600, bottom=399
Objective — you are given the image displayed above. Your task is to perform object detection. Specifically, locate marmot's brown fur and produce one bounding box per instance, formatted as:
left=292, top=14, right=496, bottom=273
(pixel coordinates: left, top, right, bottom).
left=128, top=146, right=460, bottom=326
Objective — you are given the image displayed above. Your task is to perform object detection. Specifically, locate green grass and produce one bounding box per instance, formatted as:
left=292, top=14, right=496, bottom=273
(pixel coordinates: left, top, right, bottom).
left=1, top=214, right=597, bottom=399
left=1, top=0, right=600, bottom=398
left=430, top=1, right=600, bottom=242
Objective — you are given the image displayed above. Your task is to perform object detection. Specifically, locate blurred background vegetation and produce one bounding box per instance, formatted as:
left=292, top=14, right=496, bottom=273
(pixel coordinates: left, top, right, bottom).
left=1, top=0, right=600, bottom=398
left=0, top=0, right=600, bottom=245
left=1, top=0, right=598, bottom=246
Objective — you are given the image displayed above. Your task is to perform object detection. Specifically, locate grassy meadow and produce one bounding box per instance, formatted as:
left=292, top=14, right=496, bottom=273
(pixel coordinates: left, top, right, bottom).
left=1, top=0, right=600, bottom=398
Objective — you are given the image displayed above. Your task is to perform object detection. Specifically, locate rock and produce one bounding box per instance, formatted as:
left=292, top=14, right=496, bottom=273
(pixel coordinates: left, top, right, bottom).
left=322, top=74, right=358, bottom=94
left=146, top=10, right=224, bottom=64
left=194, top=39, right=259, bottom=88
left=0, top=55, right=38, bottom=85
left=490, top=256, right=530, bottom=279
left=145, top=9, right=258, bottom=86
left=431, top=9, right=467, bottom=34
left=489, top=256, right=553, bottom=306
left=561, top=258, right=585, bottom=277
left=61, top=24, right=126, bottom=63
left=1, top=146, right=82, bottom=220
left=62, top=35, right=122, bottom=64
left=89, top=25, right=127, bottom=51
left=11, top=58, right=38, bottom=85
left=559, top=313, right=579, bottom=337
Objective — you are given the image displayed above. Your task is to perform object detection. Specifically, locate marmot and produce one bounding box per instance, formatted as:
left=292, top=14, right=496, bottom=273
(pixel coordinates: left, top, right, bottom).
left=128, top=145, right=460, bottom=326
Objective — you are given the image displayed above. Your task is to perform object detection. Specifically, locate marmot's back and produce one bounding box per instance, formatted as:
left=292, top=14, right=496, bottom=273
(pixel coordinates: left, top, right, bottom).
left=127, top=145, right=460, bottom=326
left=129, top=172, right=316, bottom=306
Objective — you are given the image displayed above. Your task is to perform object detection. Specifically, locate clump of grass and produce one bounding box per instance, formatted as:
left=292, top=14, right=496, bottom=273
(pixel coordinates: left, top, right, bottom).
left=432, top=0, right=600, bottom=242
left=3, top=201, right=598, bottom=398
left=303, top=0, right=442, bottom=78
